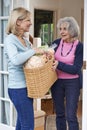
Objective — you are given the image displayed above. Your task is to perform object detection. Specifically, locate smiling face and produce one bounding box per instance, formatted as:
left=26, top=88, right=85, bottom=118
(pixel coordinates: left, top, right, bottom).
left=20, top=18, right=32, bottom=32
left=59, top=22, right=72, bottom=42
left=16, top=15, right=32, bottom=36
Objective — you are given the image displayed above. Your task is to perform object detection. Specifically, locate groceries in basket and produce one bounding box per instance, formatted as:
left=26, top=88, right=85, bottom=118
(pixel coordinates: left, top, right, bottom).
left=24, top=47, right=55, bottom=69
left=24, top=54, right=47, bottom=69
left=23, top=47, right=57, bottom=98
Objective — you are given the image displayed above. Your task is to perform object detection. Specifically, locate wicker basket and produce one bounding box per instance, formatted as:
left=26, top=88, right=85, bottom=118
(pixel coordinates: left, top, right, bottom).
left=23, top=59, right=57, bottom=98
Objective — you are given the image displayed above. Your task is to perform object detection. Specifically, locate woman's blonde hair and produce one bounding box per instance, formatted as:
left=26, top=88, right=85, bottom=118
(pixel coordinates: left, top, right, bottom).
left=6, top=7, right=31, bottom=35
left=57, top=17, right=80, bottom=38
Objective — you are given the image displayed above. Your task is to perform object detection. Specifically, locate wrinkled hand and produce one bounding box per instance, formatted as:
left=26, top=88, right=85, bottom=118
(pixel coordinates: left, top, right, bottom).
left=52, top=60, right=58, bottom=70
left=44, top=52, right=54, bottom=60
left=44, top=48, right=55, bottom=60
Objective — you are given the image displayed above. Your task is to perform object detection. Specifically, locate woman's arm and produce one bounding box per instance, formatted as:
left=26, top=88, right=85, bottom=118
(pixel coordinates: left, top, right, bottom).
left=4, top=40, right=35, bottom=66
left=57, top=43, right=83, bottom=74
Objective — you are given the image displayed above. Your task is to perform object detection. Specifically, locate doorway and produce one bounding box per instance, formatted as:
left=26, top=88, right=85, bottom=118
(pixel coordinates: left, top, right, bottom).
left=34, top=9, right=56, bottom=46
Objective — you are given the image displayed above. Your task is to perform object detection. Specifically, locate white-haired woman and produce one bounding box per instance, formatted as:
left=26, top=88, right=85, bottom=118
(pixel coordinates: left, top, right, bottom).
left=51, top=17, right=83, bottom=130
left=4, top=7, right=44, bottom=130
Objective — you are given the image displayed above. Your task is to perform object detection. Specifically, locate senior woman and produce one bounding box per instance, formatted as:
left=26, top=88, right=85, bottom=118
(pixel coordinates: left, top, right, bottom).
left=51, top=17, right=83, bottom=130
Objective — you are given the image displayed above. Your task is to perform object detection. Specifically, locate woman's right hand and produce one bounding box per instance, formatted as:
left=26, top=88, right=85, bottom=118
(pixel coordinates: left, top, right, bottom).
left=33, top=48, right=45, bottom=55
left=52, top=60, right=58, bottom=71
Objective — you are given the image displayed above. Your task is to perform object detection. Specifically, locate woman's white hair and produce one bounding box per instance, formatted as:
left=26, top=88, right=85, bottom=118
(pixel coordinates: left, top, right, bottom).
left=57, top=17, right=80, bottom=38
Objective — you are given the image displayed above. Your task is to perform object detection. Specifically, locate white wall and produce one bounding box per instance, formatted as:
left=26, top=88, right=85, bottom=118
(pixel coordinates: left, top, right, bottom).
left=13, top=0, right=30, bottom=10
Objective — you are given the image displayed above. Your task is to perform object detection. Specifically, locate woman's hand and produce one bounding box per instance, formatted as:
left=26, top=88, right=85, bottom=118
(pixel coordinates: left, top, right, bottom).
left=33, top=48, right=45, bottom=55
left=52, top=60, right=58, bottom=70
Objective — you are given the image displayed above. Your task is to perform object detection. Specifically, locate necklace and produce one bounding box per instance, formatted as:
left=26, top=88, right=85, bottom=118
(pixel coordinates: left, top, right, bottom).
left=61, top=42, right=74, bottom=57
